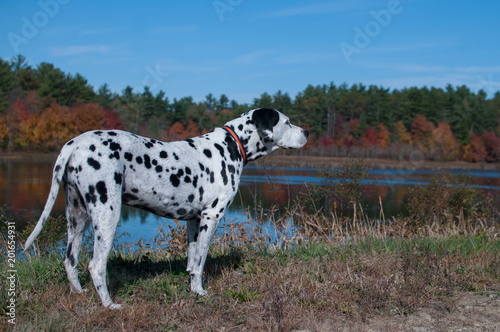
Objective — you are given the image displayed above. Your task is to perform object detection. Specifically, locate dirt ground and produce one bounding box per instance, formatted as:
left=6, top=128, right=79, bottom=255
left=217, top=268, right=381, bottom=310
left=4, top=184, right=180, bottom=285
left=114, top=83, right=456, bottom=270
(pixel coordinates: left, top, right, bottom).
left=291, top=291, right=500, bottom=332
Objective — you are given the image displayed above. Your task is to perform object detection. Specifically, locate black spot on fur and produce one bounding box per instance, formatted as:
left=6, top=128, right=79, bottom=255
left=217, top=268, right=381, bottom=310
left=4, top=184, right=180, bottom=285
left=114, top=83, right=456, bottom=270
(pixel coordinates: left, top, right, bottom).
left=144, top=154, right=152, bottom=169
left=214, top=144, right=225, bottom=158
left=177, top=208, right=187, bottom=216
left=200, top=225, right=208, bottom=232
left=89, top=144, right=96, bottom=151
left=185, top=138, right=196, bottom=149
left=225, top=135, right=241, bottom=162
left=199, top=187, right=204, bottom=201
left=108, top=131, right=117, bottom=136
left=114, top=172, right=122, bottom=184
left=87, top=157, right=101, bottom=170
left=173, top=153, right=179, bottom=160
left=188, top=194, right=195, bottom=202
left=210, top=171, right=215, bottom=183
left=109, top=151, right=120, bottom=159
left=185, top=167, right=191, bottom=175
left=238, top=124, right=243, bottom=131
left=192, top=175, right=198, bottom=188
left=132, top=188, right=139, bottom=193
left=125, top=152, right=133, bottom=161
left=94, top=131, right=103, bottom=135
left=184, top=176, right=191, bottom=183
left=145, top=141, right=154, bottom=149
left=85, top=185, right=97, bottom=204
left=55, top=164, right=61, bottom=172
left=96, top=181, right=108, bottom=204
left=159, top=150, right=168, bottom=158
left=170, top=174, right=180, bottom=187
left=109, top=142, right=121, bottom=151
left=221, top=161, right=228, bottom=185
left=136, top=156, right=143, bottom=164
left=199, top=163, right=205, bottom=171
left=211, top=198, right=219, bottom=208
left=203, top=149, right=212, bottom=158
left=66, top=242, right=75, bottom=266
left=155, top=165, right=163, bottom=173
left=67, top=140, right=74, bottom=145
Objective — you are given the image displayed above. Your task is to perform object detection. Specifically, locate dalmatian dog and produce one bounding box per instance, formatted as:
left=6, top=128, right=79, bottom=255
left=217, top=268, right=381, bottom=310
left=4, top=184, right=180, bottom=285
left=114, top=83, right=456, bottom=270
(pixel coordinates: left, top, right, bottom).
left=24, top=108, right=308, bottom=309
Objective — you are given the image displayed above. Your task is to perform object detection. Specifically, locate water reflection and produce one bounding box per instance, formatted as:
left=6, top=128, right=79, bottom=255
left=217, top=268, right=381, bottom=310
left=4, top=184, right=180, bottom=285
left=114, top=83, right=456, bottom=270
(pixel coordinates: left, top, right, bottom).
left=1, top=158, right=499, bottom=244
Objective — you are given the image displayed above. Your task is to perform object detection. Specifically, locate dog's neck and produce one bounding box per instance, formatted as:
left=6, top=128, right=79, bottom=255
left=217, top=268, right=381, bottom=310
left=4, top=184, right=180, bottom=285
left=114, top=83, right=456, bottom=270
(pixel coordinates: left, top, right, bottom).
left=222, top=126, right=247, bottom=165
left=223, top=118, right=276, bottom=163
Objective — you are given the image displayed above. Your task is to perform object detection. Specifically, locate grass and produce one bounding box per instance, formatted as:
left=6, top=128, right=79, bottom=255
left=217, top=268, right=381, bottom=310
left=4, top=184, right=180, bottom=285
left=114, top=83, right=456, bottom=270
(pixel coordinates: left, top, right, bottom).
left=1, top=206, right=499, bottom=331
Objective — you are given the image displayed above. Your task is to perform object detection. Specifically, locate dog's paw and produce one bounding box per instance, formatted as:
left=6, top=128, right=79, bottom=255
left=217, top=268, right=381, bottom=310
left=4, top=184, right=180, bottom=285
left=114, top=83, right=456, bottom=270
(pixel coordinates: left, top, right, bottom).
left=70, top=287, right=88, bottom=293
left=107, top=303, right=123, bottom=310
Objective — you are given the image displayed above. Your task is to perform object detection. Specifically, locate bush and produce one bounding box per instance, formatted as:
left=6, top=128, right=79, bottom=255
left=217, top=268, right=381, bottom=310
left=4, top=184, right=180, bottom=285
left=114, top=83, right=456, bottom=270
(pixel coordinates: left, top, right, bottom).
left=306, top=159, right=372, bottom=219
left=405, top=172, right=496, bottom=224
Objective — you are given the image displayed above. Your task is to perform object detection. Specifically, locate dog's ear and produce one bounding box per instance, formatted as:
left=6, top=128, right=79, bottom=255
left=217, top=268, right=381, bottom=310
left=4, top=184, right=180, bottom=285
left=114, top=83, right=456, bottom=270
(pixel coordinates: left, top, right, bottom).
left=252, top=109, right=279, bottom=141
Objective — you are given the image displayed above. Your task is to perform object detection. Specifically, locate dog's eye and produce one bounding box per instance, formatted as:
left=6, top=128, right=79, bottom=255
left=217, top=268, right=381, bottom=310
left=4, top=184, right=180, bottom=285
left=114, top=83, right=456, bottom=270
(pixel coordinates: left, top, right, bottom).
left=285, top=120, right=291, bottom=127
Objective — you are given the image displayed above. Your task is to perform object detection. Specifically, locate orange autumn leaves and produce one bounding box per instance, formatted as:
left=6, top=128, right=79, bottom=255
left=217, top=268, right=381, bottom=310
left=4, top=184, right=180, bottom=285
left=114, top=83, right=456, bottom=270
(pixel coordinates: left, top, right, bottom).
left=2, top=98, right=123, bottom=150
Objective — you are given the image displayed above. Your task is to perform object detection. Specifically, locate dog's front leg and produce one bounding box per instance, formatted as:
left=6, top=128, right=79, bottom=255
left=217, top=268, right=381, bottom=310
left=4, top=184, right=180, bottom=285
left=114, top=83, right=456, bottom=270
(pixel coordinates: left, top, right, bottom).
left=186, top=217, right=200, bottom=273
left=189, top=213, right=218, bottom=296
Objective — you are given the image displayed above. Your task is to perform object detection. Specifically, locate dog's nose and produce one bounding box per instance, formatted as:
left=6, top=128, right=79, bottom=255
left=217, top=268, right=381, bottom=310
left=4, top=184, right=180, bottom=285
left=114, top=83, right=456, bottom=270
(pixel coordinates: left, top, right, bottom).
left=303, top=130, right=309, bottom=138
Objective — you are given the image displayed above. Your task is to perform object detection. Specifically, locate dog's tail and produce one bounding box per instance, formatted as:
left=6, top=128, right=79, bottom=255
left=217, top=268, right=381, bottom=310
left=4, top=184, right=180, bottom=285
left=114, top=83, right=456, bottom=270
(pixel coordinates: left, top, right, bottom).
left=24, top=139, right=76, bottom=251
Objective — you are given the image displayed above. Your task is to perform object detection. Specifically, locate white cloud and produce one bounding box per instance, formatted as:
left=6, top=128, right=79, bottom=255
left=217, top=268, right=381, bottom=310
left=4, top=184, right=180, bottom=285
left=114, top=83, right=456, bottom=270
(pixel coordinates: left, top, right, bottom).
left=49, top=44, right=111, bottom=57
left=232, top=50, right=275, bottom=65
left=275, top=52, right=339, bottom=65
left=81, top=27, right=127, bottom=35
left=150, top=25, right=197, bottom=34
left=253, top=1, right=375, bottom=19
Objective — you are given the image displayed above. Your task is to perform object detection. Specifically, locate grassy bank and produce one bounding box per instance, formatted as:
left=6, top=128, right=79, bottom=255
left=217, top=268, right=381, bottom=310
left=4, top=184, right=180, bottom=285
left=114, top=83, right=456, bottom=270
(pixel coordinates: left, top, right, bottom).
left=1, top=208, right=499, bottom=331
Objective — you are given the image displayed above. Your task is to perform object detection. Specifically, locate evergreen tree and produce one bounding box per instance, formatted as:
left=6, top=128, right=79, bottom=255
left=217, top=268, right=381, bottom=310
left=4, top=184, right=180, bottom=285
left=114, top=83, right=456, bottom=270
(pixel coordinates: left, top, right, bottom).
left=96, top=83, right=115, bottom=109
left=0, top=59, right=15, bottom=113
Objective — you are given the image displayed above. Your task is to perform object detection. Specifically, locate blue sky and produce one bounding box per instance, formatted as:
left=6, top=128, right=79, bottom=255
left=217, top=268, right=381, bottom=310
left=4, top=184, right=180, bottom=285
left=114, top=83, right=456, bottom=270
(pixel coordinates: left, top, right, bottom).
left=1, top=0, right=499, bottom=104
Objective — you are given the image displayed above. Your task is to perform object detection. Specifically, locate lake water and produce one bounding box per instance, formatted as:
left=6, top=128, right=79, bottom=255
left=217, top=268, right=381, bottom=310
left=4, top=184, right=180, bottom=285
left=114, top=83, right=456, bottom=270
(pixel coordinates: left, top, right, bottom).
left=1, top=157, right=499, bottom=244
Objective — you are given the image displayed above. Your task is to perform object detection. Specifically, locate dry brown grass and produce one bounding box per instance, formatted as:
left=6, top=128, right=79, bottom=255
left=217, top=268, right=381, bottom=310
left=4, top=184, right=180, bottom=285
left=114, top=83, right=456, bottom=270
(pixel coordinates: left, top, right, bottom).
left=3, top=201, right=498, bottom=331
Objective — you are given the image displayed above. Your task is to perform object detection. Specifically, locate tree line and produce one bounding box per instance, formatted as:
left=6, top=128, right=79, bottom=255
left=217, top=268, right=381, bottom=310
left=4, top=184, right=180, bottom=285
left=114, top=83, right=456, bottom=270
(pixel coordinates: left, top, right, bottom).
left=1, top=55, right=499, bottom=162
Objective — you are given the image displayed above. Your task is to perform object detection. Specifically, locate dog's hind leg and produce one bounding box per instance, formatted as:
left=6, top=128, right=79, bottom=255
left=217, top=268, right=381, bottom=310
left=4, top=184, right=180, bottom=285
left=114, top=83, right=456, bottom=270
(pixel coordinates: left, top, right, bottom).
left=86, top=181, right=123, bottom=309
left=63, top=183, right=90, bottom=293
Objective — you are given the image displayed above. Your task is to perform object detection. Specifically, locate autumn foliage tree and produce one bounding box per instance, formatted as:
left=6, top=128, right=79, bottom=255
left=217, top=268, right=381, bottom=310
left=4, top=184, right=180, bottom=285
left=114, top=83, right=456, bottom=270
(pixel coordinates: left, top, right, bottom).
left=376, top=123, right=390, bottom=148
left=432, top=123, right=460, bottom=161
left=411, top=114, right=435, bottom=154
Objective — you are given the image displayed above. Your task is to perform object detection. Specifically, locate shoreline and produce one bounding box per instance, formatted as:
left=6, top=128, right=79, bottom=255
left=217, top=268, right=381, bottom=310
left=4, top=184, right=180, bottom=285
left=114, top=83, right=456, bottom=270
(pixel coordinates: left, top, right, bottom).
left=257, top=154, right=499, bottom=170
left=1, top=151, right=498, bottom=171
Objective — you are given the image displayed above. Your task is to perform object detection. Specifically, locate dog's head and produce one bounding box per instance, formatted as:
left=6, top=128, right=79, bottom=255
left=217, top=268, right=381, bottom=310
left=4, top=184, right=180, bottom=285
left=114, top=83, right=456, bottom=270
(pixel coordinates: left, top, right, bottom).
left=225, top=108, right=309, bottom=162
